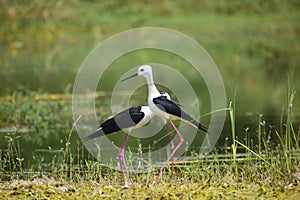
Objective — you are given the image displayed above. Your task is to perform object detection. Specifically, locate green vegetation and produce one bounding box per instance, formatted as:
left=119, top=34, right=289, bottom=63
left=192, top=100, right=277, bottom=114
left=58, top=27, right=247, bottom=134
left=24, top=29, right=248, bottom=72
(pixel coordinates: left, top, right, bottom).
left=0, top=0, right=299, bottom=199
left=0, top=87, right=299, bottom=199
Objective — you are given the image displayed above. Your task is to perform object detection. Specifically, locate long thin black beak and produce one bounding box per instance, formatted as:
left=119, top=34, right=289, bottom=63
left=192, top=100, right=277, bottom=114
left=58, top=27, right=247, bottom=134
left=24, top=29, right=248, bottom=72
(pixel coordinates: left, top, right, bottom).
left=121, top=73, right=138, bottom=82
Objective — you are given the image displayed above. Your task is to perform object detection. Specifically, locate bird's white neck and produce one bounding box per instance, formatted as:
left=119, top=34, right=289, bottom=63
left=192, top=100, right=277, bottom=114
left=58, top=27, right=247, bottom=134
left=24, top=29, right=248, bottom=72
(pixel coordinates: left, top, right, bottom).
left=144, top=72, right=160, bottom=103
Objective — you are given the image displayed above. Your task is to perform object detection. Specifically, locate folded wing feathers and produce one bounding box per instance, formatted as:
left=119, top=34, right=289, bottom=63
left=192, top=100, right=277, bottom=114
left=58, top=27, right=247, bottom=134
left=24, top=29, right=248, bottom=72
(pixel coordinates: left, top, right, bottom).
left=153, top=97, right=208, bottom=133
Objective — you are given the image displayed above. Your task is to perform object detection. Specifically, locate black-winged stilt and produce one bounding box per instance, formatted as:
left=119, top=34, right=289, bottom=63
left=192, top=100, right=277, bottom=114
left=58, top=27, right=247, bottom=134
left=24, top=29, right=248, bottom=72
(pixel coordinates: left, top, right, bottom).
left=122, top=65, right=208, bottom=180
left=81, top=92, right=173, bottom=183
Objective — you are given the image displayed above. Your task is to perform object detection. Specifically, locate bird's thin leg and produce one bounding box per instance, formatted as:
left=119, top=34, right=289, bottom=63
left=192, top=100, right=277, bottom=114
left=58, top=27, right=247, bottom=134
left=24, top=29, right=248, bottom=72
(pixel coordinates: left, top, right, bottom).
left=165, top=123, right=175, bottom=177
left=158, top=119, right=184, bottom=181
left=118, top=132, right=130, bottom=183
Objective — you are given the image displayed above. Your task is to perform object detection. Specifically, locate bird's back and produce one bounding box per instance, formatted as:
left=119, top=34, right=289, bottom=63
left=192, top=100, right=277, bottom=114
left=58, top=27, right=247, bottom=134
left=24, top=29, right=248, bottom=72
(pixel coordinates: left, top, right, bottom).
left=82, top=106, right=145, bottom=141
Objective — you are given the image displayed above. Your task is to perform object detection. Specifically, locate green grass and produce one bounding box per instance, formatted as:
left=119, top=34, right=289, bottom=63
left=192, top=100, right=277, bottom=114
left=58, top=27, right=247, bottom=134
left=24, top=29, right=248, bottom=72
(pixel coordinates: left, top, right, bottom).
left=0, top=89, right=299, bottom=199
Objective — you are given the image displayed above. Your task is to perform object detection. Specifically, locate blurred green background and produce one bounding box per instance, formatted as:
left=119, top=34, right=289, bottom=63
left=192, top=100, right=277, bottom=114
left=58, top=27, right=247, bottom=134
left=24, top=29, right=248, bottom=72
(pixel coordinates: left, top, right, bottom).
left=1, top=0, right=299, bottom=109
left=0, top=0, right=299, bottom=168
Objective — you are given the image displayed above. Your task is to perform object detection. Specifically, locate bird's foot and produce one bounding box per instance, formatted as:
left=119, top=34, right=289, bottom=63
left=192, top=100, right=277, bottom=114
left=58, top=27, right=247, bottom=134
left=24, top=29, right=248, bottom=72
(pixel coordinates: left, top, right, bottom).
left=123, top=181, right=130, bottom=188
left=170, top=172, right=174, bottom=180
left=121, top=172, right=131, bottom=184
left=122, top=173, right=132, bottom=186
left=157, top=170, right=163, bottom=181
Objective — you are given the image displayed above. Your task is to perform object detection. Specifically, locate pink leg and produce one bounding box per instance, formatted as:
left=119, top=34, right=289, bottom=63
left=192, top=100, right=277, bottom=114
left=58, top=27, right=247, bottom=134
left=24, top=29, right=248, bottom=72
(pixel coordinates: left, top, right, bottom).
left=166, top=123, right=175, bottom=177
left=158, top=119, right=184, bottom=181
left=118, top=133, right=130, bottom=182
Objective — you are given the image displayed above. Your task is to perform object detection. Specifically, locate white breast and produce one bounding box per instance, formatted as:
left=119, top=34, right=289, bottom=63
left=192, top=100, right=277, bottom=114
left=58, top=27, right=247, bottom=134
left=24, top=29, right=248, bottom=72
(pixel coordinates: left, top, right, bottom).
left=137, top=106, right=154, bottom=127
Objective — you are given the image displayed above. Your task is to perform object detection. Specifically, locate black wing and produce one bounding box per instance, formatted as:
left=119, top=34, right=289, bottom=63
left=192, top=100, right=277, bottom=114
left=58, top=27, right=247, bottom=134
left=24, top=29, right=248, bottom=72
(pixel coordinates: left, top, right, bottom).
left=153, top=97, right=208, bottom=133
left=82, top=106, right=145, bottom=141
left=159, top=95, right=184, bottom=107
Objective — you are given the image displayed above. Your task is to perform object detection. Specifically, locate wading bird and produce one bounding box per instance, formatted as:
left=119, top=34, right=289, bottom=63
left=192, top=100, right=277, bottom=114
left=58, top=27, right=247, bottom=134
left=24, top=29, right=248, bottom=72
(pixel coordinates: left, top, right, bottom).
left=122, top=65, right=208, bottom=180
left=81, top=92, right=174, bottom=183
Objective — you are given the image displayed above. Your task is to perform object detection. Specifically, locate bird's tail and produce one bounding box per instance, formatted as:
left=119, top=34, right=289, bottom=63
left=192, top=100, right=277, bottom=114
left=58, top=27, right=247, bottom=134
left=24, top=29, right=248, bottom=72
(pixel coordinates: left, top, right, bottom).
left=191, top=120, right=208, bottom=133
left=180, top=110, right=209, bottom=133
left=81, top=128, right=105, bottom=141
